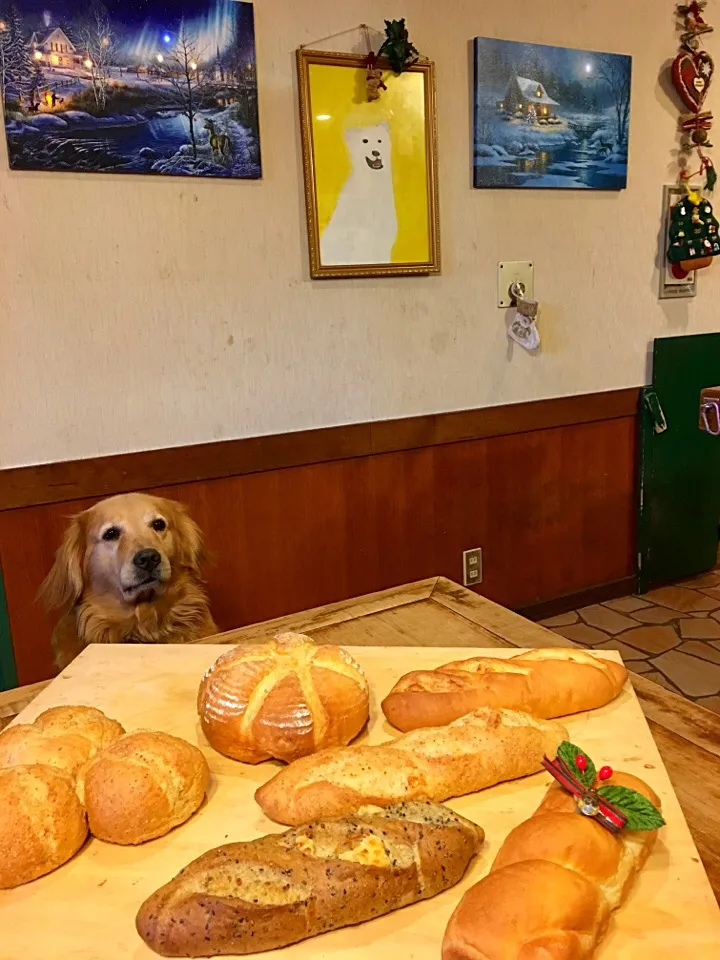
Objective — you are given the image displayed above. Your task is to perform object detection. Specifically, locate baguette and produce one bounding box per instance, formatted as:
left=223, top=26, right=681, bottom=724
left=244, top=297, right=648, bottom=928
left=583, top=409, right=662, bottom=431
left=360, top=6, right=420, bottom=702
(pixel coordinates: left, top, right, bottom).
left=442, top=770, right=661, bottom=960
left=137, top=801, right=484, bottom=957
left=255, top=707, right=566, bottom=825
left=382, top=648, right=628, bottom=731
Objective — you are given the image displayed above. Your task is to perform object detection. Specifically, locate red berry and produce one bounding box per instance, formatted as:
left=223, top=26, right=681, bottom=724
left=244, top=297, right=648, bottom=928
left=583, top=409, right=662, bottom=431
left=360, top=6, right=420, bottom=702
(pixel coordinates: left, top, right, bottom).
left=599, top=765, right=613, bottom=781
left=575, top=755, right=587, bottom=772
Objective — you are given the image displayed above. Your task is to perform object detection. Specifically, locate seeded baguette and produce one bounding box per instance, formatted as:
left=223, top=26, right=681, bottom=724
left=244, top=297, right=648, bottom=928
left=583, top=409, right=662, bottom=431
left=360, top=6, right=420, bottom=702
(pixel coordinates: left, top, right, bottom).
left=255, top=707, right=566, bottom=826
left=136, top=802, right=484, bottom=957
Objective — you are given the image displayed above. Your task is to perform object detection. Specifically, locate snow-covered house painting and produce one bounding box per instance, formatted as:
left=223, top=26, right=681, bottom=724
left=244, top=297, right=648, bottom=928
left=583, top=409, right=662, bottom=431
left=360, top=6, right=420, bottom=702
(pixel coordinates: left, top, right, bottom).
left=499, top=75, right=560, bottom=122
left=30, top=27, right=82, bottom=70
left=474, top=37, right=631, bottom=190
left=1, top=0, right=261, bottom=179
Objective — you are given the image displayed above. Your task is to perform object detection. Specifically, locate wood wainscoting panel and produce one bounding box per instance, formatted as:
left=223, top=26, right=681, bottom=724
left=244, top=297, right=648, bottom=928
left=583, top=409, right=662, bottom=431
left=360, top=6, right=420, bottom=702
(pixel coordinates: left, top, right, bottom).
left=0, top=388, right=639, bottom=511
left=0, top=414, right=637, bottom=685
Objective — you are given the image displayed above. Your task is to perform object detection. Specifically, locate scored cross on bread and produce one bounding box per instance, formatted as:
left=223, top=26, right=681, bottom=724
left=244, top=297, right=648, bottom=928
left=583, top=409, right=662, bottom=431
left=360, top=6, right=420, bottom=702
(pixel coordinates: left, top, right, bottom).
left=197, top=633, right=370, bottom=764
left=381, top=648, right=628, bottom=731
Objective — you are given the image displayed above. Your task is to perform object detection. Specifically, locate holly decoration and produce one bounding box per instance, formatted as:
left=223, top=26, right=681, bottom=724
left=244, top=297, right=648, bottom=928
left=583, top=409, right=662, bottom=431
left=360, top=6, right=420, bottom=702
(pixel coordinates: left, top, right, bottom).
left=376, top=18, right=419, bottom=74
left=544, top=741, right=666, bottom=834
left=667, top=189, right=720, bottom=277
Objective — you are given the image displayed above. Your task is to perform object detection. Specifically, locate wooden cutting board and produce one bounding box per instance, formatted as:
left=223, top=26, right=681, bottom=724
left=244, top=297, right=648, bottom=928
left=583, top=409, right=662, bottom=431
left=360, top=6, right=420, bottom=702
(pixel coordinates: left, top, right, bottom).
left=1, top=644, right=718, bottom=959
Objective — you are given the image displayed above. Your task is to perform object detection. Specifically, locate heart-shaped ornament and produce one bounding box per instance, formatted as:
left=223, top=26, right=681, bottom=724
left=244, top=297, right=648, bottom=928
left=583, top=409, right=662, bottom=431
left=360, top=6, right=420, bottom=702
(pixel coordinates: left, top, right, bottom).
left=672, top=50, right=715, bottom=112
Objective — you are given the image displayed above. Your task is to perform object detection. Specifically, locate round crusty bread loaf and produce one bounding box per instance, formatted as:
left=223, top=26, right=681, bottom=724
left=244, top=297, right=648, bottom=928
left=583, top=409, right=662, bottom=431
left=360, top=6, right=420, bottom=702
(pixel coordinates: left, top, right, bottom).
left=0, top=705, right=125, bottom=782
left=0, top=764, right=88, bottom=889
left=197, top=632, right=370, bottom=764
left=382, top=648, right=628, bottom=731
left=81, top=730, right=210, bottom=845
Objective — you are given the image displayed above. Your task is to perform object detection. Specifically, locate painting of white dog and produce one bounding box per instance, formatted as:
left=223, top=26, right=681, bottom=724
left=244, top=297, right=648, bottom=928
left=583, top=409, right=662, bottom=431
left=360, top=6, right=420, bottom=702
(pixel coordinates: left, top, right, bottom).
left=320, top=122, right=398, bottom=265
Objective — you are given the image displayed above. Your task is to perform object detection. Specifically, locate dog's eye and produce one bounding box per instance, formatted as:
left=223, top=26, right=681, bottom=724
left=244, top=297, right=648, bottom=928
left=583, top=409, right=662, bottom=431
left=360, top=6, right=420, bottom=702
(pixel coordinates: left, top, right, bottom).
left=150, top=518, right=167, bottom=532
left=102, top=526, right=121, bottom=542
left=362, top=138, right=368, bottom=144
left=377, top=139, right=382, bottom=143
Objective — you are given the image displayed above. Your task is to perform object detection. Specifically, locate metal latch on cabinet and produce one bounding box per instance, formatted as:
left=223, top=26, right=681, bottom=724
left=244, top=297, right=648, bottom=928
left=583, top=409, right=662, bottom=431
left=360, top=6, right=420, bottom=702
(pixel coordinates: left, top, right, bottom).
left=642, top=389, right=668, bottom=435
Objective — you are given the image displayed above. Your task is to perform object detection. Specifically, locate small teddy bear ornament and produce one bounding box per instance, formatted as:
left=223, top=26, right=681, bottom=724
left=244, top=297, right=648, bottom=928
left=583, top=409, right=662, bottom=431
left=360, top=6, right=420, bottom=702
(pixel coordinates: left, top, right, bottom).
left=365, top=52, right=387, bottom=102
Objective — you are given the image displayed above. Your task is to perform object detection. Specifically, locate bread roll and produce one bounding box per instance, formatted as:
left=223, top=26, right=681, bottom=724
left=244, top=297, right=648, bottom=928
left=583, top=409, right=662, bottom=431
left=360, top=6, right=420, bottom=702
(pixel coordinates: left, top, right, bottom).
left=442, top=771, right=661, bottom=960
left=0, top=764, right=88, bottom=889
left=81, top=730, right=210, bottom=844
left=197, top=632, right=369, bottom=763
left=0, top=705, right=125, bottom=783
left=137, top=802, right=484, bottom=957
left=382, top=648, right=628, bottom=731
left=256, top=707, right=567, bottom=825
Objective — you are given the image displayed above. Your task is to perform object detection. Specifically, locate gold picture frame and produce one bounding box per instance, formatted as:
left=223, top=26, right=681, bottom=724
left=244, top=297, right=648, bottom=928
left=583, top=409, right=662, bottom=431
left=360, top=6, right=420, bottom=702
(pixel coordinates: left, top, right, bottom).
left=297, top=49, right=440, bottom=280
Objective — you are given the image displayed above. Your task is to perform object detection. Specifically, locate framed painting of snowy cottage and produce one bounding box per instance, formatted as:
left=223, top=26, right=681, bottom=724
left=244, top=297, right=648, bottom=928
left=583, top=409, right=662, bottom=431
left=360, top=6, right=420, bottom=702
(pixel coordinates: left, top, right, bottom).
left=1, top=0, right=261, bottom=179
left=473, top=37, right=631, bottom=190
left=297, top=49, right=440, bottom=280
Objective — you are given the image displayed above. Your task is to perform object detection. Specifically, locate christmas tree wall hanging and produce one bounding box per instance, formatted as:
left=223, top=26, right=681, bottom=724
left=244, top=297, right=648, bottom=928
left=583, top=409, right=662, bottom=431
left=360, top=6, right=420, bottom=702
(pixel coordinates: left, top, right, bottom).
left=668, top=189, right=720, bottom=277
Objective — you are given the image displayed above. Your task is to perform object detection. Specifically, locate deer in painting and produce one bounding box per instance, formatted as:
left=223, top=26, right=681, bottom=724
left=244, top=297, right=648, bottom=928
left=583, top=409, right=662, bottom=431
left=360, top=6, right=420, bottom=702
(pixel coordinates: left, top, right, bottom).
left=204, top=119, right=232, bottom=163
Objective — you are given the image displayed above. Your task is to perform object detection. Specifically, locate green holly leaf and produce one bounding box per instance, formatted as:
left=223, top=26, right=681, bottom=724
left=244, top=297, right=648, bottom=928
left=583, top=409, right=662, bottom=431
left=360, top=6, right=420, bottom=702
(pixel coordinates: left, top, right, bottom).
left=597, top=785, right=666, bottom=831
left=556, top=741, right=596, bottom=790
left=706, top=164, right=717, bottom=193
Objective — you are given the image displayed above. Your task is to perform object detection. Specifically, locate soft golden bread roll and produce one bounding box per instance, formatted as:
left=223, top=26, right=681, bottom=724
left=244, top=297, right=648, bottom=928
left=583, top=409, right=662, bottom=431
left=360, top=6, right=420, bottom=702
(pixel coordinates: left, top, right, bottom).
left=0, top=705, right=125, bottom=783
left=382, top=648, right=628, bottom=731
left=441, top=770, right=661, bottom=960
left=443, top=860, right=610, bottom=960
left=256, top=707, right=566, bottom=825
left=81, top=730, right=210, bottom=844
left=136, top=802, right=484, bottom=957
left=198, top=632, right=369, bottom=763
left=0, top=764, right=88, bottom=889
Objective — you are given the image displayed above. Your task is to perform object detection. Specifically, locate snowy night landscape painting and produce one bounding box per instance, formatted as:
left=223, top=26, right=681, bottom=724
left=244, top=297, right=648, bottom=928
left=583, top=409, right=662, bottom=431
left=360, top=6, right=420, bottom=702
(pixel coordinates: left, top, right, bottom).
left=0, top=0, right=260, bottom=178
left=473, top=37, right=631, bottom=190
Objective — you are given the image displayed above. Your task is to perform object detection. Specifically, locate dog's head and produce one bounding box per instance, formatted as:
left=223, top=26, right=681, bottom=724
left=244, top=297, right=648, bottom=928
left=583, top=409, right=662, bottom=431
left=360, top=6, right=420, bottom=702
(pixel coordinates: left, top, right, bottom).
left=344, top=121, right=391, bottom=172
left=40, top=493, right=206, bottom=611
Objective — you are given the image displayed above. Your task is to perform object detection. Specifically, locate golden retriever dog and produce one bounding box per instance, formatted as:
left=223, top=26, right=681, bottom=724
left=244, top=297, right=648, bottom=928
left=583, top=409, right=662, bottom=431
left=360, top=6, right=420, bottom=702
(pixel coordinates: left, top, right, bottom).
left=40, top=492, right=218, bottom=671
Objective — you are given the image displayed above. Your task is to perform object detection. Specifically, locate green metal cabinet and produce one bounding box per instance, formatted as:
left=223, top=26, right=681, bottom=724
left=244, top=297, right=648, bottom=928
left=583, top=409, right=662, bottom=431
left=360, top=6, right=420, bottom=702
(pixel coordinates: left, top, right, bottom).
left=0, top=566, right=18, bottom=690
left=638, top=333, right=720, bottom=593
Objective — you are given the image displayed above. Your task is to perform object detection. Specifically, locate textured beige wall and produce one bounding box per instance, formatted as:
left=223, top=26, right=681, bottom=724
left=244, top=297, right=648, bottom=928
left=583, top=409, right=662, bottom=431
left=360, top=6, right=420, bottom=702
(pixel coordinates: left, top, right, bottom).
left=0, top=0, right=717, bottom=467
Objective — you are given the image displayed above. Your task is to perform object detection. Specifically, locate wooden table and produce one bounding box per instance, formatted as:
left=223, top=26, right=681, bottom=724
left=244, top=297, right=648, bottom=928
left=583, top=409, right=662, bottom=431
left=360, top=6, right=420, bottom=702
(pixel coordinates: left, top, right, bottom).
left=202, top=577, right=720, bottom=899
left=3, top=576, right=719, bottom=897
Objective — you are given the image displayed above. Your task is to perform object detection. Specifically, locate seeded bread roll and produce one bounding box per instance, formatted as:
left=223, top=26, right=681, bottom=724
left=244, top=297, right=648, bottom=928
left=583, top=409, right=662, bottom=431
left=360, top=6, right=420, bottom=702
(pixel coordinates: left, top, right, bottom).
left=382, top=648, right=628, bottom=731
left=442, top=771, right=662, bottom=960
left=137, top=802, right=484, bottom=957
left=0, top=764, right=88, bottom=889
left=255, top=707, right=566, bottom=825
left=0, top=705, right=125, bottom=784
left=81, top=730, right=210, bottom=845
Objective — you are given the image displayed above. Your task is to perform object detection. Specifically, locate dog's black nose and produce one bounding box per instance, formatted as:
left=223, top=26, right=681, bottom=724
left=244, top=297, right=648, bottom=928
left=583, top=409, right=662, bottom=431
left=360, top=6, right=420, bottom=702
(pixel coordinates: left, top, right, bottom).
left=372, top=150, right=380, bottom=157
left=133, top=549, right=161, bottom=572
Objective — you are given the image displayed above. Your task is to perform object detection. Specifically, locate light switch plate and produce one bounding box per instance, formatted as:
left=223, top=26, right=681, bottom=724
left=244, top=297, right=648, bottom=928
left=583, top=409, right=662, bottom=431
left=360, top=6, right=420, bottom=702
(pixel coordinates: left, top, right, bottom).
left=659, top=184, right=697, bottom=300
left=498, top=261, right=534, bottom=307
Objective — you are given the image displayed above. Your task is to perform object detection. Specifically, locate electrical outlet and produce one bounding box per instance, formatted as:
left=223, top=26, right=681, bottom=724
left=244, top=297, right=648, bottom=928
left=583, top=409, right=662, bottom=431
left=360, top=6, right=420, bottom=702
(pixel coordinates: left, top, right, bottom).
left=462, top=548, right=483, bottom=588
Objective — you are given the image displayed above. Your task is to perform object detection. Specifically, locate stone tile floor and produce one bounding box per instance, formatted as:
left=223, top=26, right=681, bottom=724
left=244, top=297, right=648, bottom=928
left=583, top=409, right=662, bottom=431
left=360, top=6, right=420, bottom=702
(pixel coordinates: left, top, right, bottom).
left=541, top=567, right=720, bottom=715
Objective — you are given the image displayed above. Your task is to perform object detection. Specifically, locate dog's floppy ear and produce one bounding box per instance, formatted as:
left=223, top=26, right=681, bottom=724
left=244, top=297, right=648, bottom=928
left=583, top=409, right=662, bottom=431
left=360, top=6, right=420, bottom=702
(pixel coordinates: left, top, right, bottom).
left=163, top=499, right=207, bottom=577
left=38, top=513, right=86, bottom=610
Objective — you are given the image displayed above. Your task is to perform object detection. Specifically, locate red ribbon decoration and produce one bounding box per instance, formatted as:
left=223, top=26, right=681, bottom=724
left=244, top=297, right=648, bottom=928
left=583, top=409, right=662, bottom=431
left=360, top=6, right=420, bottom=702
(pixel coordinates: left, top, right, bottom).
left=542, top=755, right=628, bottom=835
